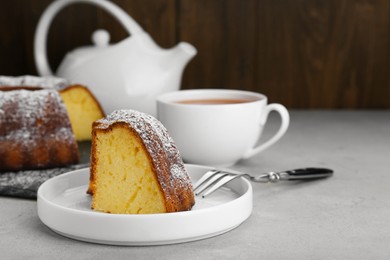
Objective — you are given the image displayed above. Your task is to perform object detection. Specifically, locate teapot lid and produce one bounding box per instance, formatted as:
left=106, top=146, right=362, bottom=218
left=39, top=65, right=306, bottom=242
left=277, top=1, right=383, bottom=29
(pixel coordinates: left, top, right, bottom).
left=68, top=29, right=111, bottom=58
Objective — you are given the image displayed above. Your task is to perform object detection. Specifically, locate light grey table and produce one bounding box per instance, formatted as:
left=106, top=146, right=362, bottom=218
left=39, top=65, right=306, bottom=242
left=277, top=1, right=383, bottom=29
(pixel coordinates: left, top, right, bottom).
left=1, top=110, right=390, bottom=259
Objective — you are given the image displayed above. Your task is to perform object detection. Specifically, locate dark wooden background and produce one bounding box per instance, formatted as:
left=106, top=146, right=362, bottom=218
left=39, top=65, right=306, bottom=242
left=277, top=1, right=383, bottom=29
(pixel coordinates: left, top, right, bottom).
left=1, top=0, right=390, bottom=109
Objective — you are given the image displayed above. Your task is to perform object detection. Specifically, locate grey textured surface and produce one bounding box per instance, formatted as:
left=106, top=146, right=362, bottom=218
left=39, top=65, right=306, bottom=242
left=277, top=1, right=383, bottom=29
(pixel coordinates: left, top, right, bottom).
left=1, top=110, right=389, bottom=259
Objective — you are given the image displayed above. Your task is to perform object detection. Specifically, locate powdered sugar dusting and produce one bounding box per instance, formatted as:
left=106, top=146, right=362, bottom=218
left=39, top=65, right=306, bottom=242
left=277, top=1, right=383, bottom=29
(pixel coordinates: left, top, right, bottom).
left=0, top=88, right=73, bottom=144
left=95, top=110, right=192, bottom=192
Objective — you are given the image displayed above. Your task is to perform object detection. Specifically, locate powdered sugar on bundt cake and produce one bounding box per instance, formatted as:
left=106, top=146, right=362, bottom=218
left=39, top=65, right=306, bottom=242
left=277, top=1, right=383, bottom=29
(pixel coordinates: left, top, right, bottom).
left=0, top=86, right=79, bottom=172
left=0, top=88, right=73, bottom=145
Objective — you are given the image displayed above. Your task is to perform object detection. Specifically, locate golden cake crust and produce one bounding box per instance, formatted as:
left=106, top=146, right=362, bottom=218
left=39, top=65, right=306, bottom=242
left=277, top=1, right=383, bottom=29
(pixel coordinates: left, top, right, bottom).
left=88, top=110, right=195, bottom=213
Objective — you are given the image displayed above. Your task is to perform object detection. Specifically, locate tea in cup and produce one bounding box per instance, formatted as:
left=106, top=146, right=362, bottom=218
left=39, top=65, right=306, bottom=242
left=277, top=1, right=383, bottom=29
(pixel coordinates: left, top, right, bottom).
left=157, top=89, right=289, bottom=166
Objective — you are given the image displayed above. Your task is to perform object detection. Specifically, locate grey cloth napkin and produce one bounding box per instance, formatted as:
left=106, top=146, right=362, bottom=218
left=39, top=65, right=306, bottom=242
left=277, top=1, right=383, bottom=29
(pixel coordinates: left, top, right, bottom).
left=0, top=163, right=89, bottom=199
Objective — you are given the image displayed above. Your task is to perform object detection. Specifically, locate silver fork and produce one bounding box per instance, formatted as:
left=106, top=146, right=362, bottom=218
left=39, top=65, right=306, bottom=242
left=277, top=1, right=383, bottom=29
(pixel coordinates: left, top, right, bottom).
left=193, top=167, right=333, bottom=198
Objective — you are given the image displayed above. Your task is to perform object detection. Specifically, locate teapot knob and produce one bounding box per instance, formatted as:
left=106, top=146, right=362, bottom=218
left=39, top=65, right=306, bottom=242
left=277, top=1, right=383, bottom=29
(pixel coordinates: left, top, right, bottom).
left=92, top=29, right=110, bottom=47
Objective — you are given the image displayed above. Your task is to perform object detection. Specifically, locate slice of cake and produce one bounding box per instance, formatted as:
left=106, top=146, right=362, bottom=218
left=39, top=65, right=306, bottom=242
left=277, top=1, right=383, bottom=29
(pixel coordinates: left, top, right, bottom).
left=59, top=84, right=105, bottom=141
left=88, top=110, right=195, bottom=214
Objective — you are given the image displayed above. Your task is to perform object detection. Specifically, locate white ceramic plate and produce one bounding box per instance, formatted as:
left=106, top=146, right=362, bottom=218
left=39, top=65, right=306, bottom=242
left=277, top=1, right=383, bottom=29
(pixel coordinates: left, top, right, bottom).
left=37, top=164, right=253, bottom=246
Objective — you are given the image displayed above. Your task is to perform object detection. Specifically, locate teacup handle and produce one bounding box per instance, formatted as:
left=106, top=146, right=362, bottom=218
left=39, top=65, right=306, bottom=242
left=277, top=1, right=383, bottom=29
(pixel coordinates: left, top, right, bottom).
left=243, top=103, right=290, bottom=159
left=34, top=0, right=144, bottom=76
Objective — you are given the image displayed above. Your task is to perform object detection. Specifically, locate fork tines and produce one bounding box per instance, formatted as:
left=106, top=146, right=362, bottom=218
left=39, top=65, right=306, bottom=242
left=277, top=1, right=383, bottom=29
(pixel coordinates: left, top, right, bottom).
left=193, top=170, right=242, bottom=198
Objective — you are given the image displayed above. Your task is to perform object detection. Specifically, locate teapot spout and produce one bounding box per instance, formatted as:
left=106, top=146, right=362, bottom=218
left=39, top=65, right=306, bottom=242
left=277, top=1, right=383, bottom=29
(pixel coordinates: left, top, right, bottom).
left=168, top=42, right=197, bottom=69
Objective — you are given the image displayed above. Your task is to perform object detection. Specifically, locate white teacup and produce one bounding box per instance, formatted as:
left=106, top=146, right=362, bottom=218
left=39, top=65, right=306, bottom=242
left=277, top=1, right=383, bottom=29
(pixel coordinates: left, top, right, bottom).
left=157, top=89, right=289, bottom=166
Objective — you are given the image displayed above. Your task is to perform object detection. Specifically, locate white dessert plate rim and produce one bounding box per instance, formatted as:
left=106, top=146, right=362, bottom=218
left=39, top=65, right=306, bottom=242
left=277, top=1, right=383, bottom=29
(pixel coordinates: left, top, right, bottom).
left=37, top=163, right=253, bottom=246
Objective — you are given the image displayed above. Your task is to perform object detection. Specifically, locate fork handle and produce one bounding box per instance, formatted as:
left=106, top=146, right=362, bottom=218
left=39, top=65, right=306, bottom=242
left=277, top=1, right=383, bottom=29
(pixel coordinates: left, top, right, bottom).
left=279, top=168, right=333, bottom=180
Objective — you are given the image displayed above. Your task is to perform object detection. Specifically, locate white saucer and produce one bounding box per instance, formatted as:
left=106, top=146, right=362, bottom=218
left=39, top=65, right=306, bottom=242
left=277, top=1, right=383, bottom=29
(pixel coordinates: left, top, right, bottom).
left=37, top=164, right=252, bottom=245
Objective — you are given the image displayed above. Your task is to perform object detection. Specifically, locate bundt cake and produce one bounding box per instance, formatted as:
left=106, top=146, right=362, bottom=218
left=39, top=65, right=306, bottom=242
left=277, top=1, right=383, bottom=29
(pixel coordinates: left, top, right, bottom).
left=0, top=85, right=79, bottom=172
left=0, top=75, right=105, bottom=142
left=88, top=110, right=195, bottom=214
left=58, top=84, right=105, bottom=141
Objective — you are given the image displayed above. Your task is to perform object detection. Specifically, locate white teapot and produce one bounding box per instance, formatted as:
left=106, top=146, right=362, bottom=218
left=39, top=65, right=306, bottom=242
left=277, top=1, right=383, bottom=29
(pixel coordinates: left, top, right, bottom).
left=34, top=0, right=197, bottom=116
